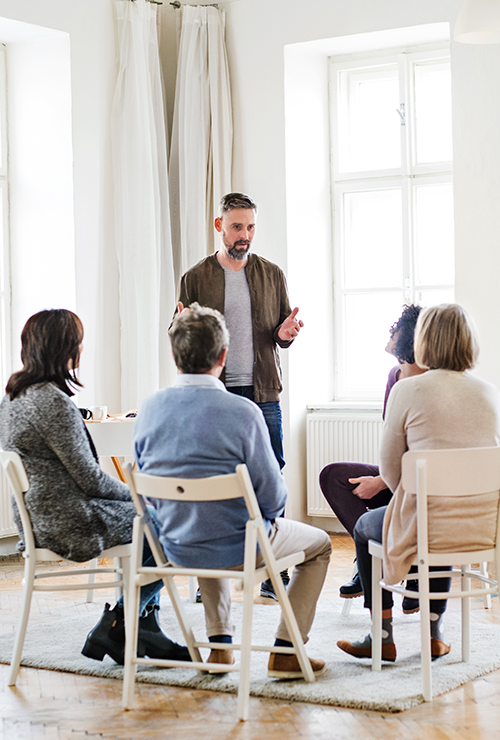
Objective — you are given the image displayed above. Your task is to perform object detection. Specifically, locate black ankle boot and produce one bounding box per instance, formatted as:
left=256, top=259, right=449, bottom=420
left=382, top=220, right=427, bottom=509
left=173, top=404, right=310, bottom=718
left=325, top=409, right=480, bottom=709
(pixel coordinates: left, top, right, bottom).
left=139, top=603, right=191, bottom=661
left=81, top=603, right=127, bottom=664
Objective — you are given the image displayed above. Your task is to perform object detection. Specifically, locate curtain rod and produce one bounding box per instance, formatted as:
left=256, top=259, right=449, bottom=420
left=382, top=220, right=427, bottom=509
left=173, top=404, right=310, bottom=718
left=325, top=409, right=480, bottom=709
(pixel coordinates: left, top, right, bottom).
left=130, top=0, right=164, bottom=5
left=170, top=2, right=219, bottom=7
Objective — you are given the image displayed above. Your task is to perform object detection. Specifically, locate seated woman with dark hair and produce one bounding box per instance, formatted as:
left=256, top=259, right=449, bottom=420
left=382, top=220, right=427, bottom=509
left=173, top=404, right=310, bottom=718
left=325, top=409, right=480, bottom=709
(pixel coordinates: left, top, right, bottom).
left=320, top=305, right=425, bottom=606
left=0, top=309, right=189, bottom=665
left=337, top=304, right=500, bottom=662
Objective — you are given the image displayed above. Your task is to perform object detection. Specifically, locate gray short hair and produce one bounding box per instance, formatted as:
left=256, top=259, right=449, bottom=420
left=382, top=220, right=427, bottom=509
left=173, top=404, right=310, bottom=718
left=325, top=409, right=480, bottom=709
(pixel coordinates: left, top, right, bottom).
left=219, top=192, right=257, bottom=217
left=169, top=303, right=229, bottom=374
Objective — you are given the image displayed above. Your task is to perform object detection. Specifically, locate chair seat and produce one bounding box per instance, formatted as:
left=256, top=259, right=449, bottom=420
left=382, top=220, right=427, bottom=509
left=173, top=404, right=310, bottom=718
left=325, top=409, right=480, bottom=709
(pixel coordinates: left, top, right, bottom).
left=134, top=551, right=305, bottom=589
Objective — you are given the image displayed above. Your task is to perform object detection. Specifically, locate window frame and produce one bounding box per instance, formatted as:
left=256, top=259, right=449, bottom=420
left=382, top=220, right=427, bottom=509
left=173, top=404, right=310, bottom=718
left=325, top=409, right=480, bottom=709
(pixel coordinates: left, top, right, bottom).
left=329, top=43, right=453, bottom=401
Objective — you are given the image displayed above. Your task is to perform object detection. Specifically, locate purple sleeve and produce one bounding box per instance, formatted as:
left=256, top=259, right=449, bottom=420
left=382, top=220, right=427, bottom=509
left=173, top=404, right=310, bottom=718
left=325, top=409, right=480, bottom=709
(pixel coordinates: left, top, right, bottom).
left=382, top=366, right=401, bottom=420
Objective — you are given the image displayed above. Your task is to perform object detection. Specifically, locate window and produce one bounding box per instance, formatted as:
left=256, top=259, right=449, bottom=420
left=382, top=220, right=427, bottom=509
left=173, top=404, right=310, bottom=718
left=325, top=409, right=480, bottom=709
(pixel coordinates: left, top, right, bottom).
left=0, top=45, right=10, bottom=393
left=330, top=46, right=454, bottom=400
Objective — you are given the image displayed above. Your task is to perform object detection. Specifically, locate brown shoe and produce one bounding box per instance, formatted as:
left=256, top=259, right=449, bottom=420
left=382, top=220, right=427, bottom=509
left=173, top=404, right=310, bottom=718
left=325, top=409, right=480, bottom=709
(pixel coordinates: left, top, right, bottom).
left=267, top=652, right=326, bottom=679
left=431, top=638, right=451, bottom=661
left=206, top=648, right=235, bottom=674
left=337, top=639, right=397, bottom=662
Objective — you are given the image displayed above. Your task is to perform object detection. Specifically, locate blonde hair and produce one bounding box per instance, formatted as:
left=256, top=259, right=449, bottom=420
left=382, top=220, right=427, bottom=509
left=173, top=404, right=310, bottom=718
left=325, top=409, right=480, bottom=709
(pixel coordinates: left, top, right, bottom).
left=414, top=304, right=479, bottom=372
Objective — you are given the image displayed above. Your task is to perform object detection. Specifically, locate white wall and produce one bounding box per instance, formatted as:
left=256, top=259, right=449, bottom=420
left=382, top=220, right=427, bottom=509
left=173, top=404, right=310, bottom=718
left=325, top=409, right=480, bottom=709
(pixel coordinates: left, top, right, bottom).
left=7, top=33, right=75, bottom=358
left=0, top=0, right=121, bottom=410
left=201, top=0, right=500, bottom=523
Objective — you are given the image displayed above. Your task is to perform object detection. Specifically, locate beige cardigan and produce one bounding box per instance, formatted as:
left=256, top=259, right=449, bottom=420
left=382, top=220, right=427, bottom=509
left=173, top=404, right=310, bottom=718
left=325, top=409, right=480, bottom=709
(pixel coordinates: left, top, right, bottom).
left=380, top=369, right=500, bottom=585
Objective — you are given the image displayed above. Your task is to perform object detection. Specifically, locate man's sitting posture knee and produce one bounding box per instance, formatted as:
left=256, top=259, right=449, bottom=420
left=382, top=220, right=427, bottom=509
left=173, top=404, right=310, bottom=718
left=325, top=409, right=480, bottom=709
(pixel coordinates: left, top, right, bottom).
left=134, top=303, right=332, bottom=678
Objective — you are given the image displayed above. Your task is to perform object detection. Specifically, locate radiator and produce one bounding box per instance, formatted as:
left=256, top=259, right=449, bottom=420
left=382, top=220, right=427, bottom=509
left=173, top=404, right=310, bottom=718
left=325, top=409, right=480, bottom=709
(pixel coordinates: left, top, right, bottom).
left=0, top=463, right=16, bottom=537
left=306, top=409, right=384, bottom=517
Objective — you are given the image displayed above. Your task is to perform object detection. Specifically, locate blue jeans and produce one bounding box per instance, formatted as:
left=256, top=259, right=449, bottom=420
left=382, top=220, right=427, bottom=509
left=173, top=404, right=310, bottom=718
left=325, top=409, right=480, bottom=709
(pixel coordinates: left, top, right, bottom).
left=118, top=505, right=163, bottom=615
left=227, top=386, right=285, bottom=469
left=354, top=506, right=451, bottom=613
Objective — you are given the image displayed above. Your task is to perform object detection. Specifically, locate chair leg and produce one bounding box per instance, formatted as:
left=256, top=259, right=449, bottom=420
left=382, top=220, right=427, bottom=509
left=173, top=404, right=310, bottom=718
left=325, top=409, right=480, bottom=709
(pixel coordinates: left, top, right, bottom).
left=188, top=576, right=197, bottom=604
left=114, top=557, right=125, bottom=603
left=237, top=574, right=254, bottom=722
left=371, top=554, right=382, bottom=672
left=122, top=518, right=144, bottom=710
left=163, top=575, right=203, bottom=666
left=419, top=565, right=432, bottom=702
left=86, top=558, right=98, bottom=603
left=461, top=565, right=471, bottom=663
left=479, top=561, right=492, bottom=609
left=8, top=555, right=36, bottom=686
left=122, top=580, right=141, bottom=710
left=120, top=556, right=131, bottom=608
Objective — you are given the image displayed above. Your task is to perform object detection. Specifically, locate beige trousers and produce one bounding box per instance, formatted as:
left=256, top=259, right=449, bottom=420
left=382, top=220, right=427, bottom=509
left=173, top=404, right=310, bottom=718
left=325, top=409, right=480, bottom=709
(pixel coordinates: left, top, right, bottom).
left=198, top=518, right=332, bottom=643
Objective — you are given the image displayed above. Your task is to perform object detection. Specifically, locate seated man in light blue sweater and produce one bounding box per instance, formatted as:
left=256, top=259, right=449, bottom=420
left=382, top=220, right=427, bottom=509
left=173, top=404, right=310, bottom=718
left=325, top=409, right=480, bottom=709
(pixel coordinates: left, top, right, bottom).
left=134, top=303, right=331, bottom=678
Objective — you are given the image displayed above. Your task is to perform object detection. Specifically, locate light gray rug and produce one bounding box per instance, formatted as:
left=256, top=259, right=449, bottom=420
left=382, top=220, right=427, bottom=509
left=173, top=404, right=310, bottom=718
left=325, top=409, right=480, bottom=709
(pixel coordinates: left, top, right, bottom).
left=1, top=597, right=499, bottom=713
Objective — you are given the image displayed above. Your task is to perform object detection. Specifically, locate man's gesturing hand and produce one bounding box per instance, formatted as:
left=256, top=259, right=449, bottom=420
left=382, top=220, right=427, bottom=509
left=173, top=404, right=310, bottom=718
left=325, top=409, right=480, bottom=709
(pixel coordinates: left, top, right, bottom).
left=278, top=307, right=304, bottom=341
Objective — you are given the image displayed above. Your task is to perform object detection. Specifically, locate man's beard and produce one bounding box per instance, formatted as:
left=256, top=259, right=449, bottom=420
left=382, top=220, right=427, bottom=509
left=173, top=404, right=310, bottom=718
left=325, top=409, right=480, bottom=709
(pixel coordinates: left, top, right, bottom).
left=225, top=240, right=251, bottom=261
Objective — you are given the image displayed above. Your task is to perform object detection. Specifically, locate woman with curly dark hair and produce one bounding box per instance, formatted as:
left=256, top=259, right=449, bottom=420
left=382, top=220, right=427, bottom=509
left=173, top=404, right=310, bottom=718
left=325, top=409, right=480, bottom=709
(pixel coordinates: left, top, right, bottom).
left=319, top=305, right=425, bottom=607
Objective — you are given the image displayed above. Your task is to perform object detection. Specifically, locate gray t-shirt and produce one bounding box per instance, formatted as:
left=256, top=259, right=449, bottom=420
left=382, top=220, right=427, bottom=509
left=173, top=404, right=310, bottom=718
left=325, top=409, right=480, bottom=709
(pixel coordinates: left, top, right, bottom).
left=223, top=266, right=254, bottom=386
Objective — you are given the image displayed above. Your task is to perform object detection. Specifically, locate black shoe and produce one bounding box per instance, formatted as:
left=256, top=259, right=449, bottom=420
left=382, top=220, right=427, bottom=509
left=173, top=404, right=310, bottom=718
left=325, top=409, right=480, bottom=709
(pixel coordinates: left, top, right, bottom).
left=339, top=572, right=363, bottom=598
left=402, top=579, right=420, bottom=614
left=280, top=569, right=290, bottom=587
left=81, top=602, right=127, bottom=664
left=260, top=578, right=278, bottom=601
left=81, top=602, right=191, bottom=665
left=139, top=603, right=191, bottom=661
left=195, top=588, right=202, bottom=603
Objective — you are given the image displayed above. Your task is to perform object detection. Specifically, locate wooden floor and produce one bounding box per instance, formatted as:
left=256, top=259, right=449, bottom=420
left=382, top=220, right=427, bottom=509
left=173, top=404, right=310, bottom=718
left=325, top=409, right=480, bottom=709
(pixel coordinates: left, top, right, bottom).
left=1, top=534, right=499, bottom=739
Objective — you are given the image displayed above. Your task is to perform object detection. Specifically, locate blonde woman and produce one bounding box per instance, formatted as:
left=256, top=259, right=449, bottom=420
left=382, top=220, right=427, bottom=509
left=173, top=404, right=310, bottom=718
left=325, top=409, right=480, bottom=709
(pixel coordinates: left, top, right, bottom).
left=338, top=304, right=500, bottom=662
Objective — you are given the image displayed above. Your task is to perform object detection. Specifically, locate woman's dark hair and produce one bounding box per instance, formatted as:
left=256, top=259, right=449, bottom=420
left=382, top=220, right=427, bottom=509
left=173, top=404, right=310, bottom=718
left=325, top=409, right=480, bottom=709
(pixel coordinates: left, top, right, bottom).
left=389, top=304, right=422, bottom=364
left=6, top=309, right=84, bottom=400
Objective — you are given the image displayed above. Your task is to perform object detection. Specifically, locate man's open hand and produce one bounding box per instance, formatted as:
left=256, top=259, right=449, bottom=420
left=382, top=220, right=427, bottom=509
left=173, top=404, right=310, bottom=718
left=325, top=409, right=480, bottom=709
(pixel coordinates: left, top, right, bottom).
left=278, top=307, right=304, bottom=341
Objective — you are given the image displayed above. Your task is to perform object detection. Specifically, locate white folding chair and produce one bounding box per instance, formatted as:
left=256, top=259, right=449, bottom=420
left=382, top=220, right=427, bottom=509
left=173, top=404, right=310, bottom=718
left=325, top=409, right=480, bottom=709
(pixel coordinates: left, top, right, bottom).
left=122, top=463, right=314, bottom=721
left=370, top=447, right=500, bottom=701
left=86, top=419, right=138, bottom=601
left=0, top=451, right=131, bottom=687
left=88, top=419, right=199, bottom=603
left=86, top=419, right=136, bottom=483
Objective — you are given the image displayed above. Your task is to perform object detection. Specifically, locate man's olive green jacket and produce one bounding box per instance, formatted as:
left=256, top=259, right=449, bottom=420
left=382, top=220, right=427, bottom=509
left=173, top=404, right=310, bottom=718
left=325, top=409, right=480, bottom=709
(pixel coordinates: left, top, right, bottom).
left=177, top=253, right=293, bottom=403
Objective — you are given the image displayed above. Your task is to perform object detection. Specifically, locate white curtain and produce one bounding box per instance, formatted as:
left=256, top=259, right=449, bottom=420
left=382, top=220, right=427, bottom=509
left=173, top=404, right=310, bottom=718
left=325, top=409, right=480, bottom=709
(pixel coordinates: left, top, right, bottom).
left=169, top=5, right=233, bottom=283
left=112, top=0, right=176, bottom=411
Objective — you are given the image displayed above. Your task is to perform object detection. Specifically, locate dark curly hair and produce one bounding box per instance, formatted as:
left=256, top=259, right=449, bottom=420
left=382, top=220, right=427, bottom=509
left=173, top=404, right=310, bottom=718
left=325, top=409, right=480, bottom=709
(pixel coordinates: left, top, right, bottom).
left=389, top=304, right=422, bottom=364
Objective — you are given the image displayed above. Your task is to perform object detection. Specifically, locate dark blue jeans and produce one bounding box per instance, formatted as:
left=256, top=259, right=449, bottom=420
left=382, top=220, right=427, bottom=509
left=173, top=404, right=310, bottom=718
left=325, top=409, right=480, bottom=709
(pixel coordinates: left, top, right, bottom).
left=227, top=385, right=285, bottom=470
left=117, top=505, right=163, bottom=615
left=354, top=506, right=451, bottom=614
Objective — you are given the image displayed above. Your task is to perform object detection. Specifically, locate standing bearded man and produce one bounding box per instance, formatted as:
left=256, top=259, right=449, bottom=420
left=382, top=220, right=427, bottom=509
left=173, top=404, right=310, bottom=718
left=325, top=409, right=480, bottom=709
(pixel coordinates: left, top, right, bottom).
left=176, top=192, right=303, bottom=599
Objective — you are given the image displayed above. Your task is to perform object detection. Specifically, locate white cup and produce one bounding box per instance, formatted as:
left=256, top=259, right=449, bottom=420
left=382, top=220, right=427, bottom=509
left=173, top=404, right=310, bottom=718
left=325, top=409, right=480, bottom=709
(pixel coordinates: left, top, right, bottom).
left=89, top=406, right=108, bottom=421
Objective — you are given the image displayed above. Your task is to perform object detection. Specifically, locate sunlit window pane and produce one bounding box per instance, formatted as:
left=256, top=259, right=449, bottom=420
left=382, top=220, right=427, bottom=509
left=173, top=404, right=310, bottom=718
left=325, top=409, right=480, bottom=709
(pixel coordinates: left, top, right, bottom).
left=343, top=292, right=407, bottom=396
left=414, top=62, right=452, bottom=164
left=414, top=183, right=454, bottom=286
left=343, top=189, right=402, bottom=289
left=416, top=288, right=454, bottom=307
left=339, top=66, right=401, bottom=172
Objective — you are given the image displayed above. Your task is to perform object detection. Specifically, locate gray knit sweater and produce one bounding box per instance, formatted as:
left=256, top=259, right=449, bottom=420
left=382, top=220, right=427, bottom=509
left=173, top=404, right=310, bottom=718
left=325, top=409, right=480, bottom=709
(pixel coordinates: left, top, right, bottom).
left=0, top=382, right=136, bottom=561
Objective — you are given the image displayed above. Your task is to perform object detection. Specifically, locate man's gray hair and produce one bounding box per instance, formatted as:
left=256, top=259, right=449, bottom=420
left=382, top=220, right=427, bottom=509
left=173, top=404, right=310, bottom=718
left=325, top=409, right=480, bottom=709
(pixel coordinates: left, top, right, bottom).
left=219, top=192, right=257, bottom=217
left=169, top=303, right=229, bottom=374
